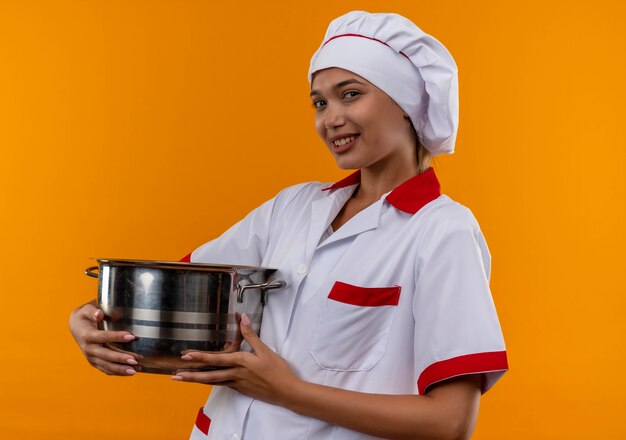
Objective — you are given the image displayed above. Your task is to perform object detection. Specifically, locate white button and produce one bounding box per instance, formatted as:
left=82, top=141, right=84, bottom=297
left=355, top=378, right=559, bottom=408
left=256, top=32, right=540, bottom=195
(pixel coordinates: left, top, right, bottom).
left=231, top=435, right=239, bottom=440
left=297, top=264, right=308, bottom=275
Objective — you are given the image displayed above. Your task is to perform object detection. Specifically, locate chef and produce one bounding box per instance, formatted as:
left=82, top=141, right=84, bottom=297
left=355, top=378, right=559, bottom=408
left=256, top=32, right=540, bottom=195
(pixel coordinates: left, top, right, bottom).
left=70, top=10, right=508, bottom=440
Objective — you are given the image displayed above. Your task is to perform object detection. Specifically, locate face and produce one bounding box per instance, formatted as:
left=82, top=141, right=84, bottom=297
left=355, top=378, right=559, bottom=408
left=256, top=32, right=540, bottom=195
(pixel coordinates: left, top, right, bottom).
left=310, top=67, right=417, bottom=172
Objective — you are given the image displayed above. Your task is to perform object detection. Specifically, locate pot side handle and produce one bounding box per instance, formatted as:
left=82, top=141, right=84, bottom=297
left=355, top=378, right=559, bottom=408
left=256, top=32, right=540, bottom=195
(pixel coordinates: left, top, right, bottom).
left=85, top=266, right=99, bottom=278
left=237, top=279, right=286, bottom=303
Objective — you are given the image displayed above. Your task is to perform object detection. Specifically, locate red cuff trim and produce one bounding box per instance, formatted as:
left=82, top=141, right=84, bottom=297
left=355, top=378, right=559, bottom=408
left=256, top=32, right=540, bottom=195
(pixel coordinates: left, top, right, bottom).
left=180, top=253, right=192, bottom=262
left=195, top=407, right=211, bottom=435
left=328, top=281, right=401, bottom=306
left=418, top=351, right=508, bottom=395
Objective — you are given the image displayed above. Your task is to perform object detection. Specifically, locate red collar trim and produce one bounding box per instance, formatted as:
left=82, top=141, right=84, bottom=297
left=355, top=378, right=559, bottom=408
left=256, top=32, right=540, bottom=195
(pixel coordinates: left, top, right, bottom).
left=322, top=169, right=362, bottom=192
left=322, top=168, right=441, bottom=214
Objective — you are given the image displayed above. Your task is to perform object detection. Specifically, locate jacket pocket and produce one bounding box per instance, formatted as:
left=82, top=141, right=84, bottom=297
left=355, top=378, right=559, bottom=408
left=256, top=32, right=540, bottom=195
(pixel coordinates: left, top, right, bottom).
left=310, top=281, right=401, bottom=371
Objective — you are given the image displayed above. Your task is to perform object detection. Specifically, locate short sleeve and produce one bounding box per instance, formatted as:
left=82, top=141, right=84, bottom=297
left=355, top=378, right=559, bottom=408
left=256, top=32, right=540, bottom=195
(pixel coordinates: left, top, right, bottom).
left=413, top=210, right=508, bottom=395
left=186, top=183, right=312, bottom=266
left=189, top=197, right=276, bottom=266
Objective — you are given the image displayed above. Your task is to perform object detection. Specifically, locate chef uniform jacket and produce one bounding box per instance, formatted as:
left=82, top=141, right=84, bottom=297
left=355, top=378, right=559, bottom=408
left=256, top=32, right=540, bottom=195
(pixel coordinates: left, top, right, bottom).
left=187, top=168, right=508, bottom=440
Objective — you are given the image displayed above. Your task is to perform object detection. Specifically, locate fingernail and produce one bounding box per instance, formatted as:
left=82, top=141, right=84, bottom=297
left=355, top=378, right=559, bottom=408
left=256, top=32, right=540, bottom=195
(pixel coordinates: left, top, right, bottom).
left=123, top=334, right=136, bottom=341
left=181, top=354, right=192, bottom=360
left=241, top=313, right=251, bottom=326
left=127, top=358, right=138, bottom=365
left=171, top=375, right=183, bottom=381
left=93, top=310, right=100, bottom=320
left=125, top=369, right=136, bottom=376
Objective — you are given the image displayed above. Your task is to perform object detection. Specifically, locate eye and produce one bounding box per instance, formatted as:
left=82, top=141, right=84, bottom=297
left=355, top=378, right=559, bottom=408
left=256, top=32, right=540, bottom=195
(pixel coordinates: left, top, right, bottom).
left=312, top=99, right=327, bottom=110
left=343, top=90, right=361, bottom=100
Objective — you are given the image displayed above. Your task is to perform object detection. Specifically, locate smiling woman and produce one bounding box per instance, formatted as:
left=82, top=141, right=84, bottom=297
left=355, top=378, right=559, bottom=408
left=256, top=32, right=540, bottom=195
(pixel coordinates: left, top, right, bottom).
left=69, top=10, right=507, bottom=440
left=311, top=69, right=418, bottom=175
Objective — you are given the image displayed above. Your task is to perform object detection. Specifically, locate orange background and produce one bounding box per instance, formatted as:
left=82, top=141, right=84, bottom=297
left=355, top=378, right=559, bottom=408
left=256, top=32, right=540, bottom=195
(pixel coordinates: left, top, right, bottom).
left=1, top=0, right=625, bottom=438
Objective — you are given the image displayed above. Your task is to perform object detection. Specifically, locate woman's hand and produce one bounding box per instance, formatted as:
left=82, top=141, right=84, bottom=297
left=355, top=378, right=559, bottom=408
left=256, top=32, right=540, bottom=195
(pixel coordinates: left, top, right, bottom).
left=172, top=314, right=300, bottom=406
left=69, top=301, right=140, bottom=376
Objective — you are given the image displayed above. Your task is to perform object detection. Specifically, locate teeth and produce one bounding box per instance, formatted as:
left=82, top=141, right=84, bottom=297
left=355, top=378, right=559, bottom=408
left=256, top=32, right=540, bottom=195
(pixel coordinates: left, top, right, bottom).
left=333, top=136, right=356, bottom=147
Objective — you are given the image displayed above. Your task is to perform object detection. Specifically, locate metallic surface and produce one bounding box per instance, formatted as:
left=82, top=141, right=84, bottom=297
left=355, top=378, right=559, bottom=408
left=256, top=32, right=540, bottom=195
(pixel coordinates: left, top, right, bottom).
left=86, top=259, right=285, bottom=374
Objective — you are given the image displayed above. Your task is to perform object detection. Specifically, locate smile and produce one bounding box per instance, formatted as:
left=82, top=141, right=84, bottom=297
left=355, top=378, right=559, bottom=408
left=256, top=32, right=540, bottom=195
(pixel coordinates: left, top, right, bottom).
left=332, top=135, right=357, bottom=147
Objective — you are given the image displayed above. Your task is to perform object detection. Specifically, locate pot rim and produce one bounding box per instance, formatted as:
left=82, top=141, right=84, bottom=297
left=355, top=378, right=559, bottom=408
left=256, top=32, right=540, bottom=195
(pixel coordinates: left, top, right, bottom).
left=92, top=258, right=278, bottom=272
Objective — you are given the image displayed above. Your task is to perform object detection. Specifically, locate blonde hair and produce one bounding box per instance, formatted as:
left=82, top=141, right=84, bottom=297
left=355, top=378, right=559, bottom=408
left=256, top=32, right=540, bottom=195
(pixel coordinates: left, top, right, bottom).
left=408, top=121, right=431, bottom=174
left=416, top=134, right=432, bottom=174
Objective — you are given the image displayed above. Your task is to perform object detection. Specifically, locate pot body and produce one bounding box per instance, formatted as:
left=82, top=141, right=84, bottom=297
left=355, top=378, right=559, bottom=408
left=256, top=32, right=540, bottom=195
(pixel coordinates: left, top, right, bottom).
left=90, top=259, right=281, bottom=374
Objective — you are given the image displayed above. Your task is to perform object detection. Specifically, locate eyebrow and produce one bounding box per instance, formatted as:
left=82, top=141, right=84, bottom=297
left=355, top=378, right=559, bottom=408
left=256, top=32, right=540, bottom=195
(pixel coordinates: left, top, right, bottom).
left=310, top=79, right=367, bottom=97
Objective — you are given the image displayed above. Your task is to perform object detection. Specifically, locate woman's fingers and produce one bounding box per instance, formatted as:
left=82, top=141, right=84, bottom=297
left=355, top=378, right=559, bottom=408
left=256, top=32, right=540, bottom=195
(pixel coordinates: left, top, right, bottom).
left=89, top=355, right=138, bottom=376
left=177, top=314, right=264, bottom=360
left=85, top=344, right=139, bottom=365
left=70, top=300, right=139, bottom=376
left=85, top=344, right=141, bottom=376
left=172, top=314, right=265, bottom=372
left=173, top=367, right=237, bottom=384
left=173, top=349, right=252, bottom=383
left=88, top=305, right=103, bottom=322
left=81, top=327, right=136, bottom=345
left=82, top=341, right=141, bottom=376
left=71, top=304, right=136, bottom=346
left=238, top=313, right=266, bottom=354
left=73, top=302, right=101, bottom=323
left=180, top=350, right=248, bottom=368
left=172, top=316, right=296, bottom=396
left=74, top=308, right=135, bottom=344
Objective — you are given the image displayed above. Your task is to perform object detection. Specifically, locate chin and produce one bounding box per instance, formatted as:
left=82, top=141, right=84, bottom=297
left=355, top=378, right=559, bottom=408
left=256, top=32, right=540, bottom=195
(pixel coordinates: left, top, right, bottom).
left=335, top=163, right=360, bottom=171
left=333, top=156, right=363, bottom=170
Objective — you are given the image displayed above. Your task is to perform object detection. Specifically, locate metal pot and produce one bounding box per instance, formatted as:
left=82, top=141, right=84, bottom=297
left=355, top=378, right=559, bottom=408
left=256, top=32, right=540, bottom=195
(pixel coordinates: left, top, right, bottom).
left=85, top=258, right=285, bottom=374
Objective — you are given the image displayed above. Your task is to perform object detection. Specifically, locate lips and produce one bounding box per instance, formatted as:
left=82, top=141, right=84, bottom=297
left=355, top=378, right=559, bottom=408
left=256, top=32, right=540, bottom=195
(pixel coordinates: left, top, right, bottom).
left=329, top=134, right=359, bottom=154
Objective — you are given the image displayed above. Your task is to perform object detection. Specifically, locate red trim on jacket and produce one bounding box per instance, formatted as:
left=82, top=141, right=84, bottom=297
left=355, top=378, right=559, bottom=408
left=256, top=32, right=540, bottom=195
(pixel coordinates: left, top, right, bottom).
left=322, top=167, right=441, bottom=214
left=322, top=169, right=362, bottom=191
left=328, top=281, right=401, bottom=306
left=323, top=33, right=411, bottom=61
left=195, top=407, right=211, bottom=435
left=418, top=351, right=509, bottom=395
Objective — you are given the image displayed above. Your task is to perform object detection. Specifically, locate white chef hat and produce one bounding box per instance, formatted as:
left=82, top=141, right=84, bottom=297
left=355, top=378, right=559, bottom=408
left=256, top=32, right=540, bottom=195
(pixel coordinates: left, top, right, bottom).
left=308, top=11, right=459, bottom=156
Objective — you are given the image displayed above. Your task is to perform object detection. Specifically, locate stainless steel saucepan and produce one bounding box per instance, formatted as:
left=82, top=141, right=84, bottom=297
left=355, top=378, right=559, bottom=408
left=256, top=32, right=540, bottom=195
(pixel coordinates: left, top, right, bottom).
left=85, top=258, right=285, bottom=374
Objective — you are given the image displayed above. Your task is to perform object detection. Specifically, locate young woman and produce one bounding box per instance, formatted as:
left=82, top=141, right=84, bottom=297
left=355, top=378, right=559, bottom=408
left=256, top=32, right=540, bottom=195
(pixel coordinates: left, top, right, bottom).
left=70, top=11, right=507, bottom=440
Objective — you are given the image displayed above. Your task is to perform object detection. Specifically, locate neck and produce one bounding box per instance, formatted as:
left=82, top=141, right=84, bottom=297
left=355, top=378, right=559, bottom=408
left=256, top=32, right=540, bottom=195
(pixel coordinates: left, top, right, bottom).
left=355, top=155, right=419, bottom=204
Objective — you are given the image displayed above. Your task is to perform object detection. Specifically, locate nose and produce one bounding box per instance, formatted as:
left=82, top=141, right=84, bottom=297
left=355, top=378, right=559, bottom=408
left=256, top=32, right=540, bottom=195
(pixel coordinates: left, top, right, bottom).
left=323, top=104, right=346, bottom=130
